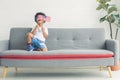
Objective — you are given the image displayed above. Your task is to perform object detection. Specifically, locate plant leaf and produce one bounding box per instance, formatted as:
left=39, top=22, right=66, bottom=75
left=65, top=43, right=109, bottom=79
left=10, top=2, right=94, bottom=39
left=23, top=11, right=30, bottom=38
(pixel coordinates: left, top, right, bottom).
left=100, top=16, right=107, bottom=22
left=96, top=4, right=102, bottom=10
left=96, top=4, right=103, bottom=10
left=105, top=0, right=111, bottom=3
left=114, top=14, right=119, bottom=19
left=96, top=3, right=108, bottom=10
left=106, top=0, right=111, bottom=2
left=108, top=7, right=117, bottom=14
left=97, top=0, right=111, bottom=3
left=107, top=14, right=115, bottom=23
left=96, top=0, right=100, bottom=2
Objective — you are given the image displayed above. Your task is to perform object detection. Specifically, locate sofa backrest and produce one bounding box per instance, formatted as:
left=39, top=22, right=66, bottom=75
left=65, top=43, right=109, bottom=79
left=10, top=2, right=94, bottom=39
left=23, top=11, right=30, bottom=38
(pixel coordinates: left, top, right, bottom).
left=9, top=28, right=105, bottom=50
left=46, top=28, right=105, bottom=50
left=9, top=28, right=32, bottom=50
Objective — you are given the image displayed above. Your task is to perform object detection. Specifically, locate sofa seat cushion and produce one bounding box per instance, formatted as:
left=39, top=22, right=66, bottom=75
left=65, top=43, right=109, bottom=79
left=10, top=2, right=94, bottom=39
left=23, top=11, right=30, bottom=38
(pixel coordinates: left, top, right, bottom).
left=0, top=49, right=113, bottom=60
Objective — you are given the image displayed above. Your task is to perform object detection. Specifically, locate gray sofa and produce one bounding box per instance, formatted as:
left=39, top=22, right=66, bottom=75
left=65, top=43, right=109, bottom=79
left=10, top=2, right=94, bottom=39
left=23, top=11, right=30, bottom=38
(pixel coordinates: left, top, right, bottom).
left=0, top=28, right=119, bottom=78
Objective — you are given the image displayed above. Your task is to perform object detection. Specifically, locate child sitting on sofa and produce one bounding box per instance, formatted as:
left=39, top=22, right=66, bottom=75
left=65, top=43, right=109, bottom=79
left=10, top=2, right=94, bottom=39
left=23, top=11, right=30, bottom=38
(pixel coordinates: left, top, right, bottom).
left=26, top=12, right=50, bottom=51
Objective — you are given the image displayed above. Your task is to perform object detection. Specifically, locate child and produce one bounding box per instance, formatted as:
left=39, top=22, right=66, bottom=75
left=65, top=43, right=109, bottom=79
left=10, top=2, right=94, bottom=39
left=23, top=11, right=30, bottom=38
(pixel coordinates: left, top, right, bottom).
left=26, top=12, right=50, bottom=51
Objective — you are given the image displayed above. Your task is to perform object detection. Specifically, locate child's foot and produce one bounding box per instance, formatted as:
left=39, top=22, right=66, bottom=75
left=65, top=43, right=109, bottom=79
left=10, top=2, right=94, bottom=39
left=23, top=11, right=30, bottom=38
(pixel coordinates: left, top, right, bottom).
left=36, top=48, right=41, bottom=51
left=27, top=45, right=34, bottom=51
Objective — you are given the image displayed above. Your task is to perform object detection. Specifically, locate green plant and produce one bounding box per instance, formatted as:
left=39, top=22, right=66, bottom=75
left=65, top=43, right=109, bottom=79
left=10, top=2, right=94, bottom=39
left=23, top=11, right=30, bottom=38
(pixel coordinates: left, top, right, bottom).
left=96, top=0, right=120, bottom=39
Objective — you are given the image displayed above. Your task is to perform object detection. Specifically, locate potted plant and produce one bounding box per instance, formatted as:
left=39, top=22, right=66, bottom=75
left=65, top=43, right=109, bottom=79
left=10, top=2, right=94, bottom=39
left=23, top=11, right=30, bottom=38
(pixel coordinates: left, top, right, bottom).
left=96, top=0, right=120, bottom=39
left=96, top=0, right=120, bottom=70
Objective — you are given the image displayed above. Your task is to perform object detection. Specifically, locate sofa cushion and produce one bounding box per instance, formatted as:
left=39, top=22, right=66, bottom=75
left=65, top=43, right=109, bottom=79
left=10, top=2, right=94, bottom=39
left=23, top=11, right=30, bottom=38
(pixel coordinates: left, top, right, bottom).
left=0, top=49, right=113, bottom=60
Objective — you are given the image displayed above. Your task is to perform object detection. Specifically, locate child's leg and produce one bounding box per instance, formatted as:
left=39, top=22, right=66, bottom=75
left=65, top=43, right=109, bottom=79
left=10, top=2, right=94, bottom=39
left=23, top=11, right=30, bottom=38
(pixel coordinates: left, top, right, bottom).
left=33, top=38, right=48, bottom=52
left=26, top=32, right=35, bottom=51
left=26, top=32, right=34, bottom=44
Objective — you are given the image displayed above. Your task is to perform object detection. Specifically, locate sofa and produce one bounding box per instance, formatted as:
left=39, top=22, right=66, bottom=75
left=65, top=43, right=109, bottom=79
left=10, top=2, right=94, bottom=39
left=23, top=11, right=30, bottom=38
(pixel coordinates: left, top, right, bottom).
left=0, top=27, right=119, bottom=78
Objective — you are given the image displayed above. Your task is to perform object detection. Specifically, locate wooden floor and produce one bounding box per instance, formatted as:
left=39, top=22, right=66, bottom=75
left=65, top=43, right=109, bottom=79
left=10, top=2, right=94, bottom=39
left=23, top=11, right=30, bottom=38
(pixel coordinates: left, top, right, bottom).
left=0, top=66, right=119, bottom=80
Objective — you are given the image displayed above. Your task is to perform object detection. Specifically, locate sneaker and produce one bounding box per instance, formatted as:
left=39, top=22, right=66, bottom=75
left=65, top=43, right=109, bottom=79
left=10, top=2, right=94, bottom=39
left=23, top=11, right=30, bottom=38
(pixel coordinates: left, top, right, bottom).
left=27, top=45, right=34, bottom=51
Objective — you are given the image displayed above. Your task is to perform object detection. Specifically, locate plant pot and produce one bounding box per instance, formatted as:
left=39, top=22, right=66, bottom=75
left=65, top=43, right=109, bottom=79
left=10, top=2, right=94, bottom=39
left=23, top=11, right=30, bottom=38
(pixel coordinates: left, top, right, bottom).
left=111, top=59, right=120, bottom=71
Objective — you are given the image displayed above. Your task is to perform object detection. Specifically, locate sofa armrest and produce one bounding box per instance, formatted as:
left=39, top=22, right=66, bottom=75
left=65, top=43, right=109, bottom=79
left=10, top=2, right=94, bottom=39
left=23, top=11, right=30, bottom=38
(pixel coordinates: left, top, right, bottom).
left=105, top=39, right=119, bottom=65
left=0, top=40, right=9, bottom=52
left=0, top=40, right=9, bottom=66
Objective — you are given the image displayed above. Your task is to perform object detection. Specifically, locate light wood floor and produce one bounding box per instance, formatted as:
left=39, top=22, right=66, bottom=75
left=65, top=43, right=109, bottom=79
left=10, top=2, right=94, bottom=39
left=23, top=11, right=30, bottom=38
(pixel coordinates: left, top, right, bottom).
left=0, top=66, right=119, bottom=80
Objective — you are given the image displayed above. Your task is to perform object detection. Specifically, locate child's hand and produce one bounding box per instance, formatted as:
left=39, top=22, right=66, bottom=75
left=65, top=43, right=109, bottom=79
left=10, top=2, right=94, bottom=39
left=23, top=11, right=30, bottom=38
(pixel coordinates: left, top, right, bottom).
left=41, top=26, right=45, bottom=31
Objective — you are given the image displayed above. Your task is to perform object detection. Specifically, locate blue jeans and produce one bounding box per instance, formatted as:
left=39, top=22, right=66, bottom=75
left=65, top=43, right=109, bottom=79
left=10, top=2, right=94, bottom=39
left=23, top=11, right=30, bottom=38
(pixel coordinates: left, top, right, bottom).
left=32, top=38, right=46, bottom=50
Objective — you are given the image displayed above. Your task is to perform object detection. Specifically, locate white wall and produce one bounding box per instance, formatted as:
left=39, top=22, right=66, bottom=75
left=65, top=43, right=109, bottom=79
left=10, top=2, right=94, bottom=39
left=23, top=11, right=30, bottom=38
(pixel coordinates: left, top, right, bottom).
left=0, top=0, right=119, bottom=40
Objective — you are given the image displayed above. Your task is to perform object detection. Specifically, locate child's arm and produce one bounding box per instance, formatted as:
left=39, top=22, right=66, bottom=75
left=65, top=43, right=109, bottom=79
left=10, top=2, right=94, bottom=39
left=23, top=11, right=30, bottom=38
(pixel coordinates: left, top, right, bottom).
left=41, top=27, right=48, bottom=39
left=31, top=25, right=39, bottom=35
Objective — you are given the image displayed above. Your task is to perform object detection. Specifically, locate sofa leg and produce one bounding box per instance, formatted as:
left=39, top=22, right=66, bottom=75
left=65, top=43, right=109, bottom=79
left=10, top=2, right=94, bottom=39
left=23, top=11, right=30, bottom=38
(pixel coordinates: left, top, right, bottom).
left=2, top=66, right=8, bottom=78
left=100, top=66, right=103, bottom=71
left=107, top=66, right=112, bottom=78
left=15, top=67, right=18, bottom=73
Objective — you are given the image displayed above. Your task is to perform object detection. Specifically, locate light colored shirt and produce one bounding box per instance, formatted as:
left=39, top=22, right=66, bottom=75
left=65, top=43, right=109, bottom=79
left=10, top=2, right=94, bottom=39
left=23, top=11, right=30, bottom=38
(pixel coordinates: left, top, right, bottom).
left=33, top=26, right=48, bottom=42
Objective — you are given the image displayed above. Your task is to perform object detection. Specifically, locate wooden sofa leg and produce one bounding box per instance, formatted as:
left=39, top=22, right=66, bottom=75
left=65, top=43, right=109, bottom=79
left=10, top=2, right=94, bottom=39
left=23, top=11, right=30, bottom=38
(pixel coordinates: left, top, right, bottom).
left=2, top=66, right=8, bottom=78
left=100, top=66, right=103, bottom=71
left=15, top=67, right=18, bottom=73
left=107, top=66, right=112, bottom=78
